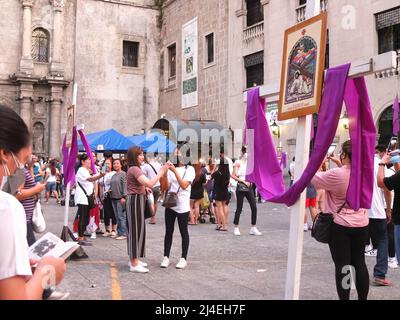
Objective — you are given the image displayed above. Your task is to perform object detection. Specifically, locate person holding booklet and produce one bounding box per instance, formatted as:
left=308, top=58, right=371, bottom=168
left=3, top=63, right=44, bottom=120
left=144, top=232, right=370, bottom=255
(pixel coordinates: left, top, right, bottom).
left=0, top=104, right=66, bottom=300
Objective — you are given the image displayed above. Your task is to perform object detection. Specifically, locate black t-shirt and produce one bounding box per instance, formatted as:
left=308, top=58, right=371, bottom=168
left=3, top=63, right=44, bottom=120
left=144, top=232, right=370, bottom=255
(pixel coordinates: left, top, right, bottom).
left=384, top=171, right=400, bottom=225
left=190, top=173, right=206, bottom=198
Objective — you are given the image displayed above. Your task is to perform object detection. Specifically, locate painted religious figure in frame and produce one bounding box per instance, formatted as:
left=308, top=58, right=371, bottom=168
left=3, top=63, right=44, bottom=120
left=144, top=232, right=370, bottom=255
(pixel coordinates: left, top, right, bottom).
left=278, top=13, right=327, bottom=121
left=65, top=104, right=75, bottom=148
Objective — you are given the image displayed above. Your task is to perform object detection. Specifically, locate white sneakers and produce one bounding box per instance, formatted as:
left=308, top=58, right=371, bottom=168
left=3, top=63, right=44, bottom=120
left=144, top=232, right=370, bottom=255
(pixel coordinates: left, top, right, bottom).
left=129, top=263, right=149, bottom=273
left=304, top=224, right=308, bottom=232
left=160, top=256, right=170, bottom=268
left=249, top=227, right=262, bottom=236
left=234, top=227, right=262, bottom=236
left=90, top=232, right=96, bottom=239
left=389, top=257, right=398, bottom=269
left=128, top=260, right=148, bottom=268
left=160, top=257, right=187, bottom=269
left=176, top=258, right=187, bottom=269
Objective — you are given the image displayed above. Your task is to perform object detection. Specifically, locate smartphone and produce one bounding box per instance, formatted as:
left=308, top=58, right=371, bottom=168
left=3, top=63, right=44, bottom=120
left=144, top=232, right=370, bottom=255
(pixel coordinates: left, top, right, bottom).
left=388, top=137, right=398, bottom=152
left=327, top=144, right=337, bottom=157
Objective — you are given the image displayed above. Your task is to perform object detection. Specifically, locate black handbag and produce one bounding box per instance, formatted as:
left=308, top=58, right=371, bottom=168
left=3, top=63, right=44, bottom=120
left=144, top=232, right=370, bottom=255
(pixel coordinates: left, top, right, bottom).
left=144, top=196, right=154, bottom=219
left=77, top=182, right=96, bottom=209
left=237, top=181, right=250, bottom=193
left=311, top=203, right=346, bottom=244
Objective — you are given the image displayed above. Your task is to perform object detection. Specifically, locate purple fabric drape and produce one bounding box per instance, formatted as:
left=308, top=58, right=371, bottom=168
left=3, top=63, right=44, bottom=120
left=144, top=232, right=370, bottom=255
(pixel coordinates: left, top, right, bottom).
left=246, top=63, right=351, bottom=207
left=393, top=95, right=399, bottom=136
left=344, top=78, right=376, bottom=210
left=78, top=129, right=97, bottom=174
left=62, top=126, right=78, bottom=187
left=246, top=63, right=375, bottom=210
left=280, top=152, right=287, bottom=169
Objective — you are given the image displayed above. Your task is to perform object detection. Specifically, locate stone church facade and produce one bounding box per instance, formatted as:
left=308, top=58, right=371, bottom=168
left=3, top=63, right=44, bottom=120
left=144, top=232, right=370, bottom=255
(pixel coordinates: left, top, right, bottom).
left=0, top=0, right=160, bottom=157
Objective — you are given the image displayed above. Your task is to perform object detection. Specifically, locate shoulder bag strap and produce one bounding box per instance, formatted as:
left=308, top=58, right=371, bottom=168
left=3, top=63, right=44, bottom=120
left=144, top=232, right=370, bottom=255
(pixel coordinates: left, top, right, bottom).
left=337, top=202, right=347, bottom=214
left=77, top=181, right=88, bottom=196
left=148, top=163, right=158, bottom=175
left=176, top=168, right=187, bottom=194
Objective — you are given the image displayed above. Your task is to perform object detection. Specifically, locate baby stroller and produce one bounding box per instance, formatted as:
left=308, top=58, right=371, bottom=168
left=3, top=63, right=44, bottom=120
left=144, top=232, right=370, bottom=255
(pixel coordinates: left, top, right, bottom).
left=199, top=190, right=216, bottom=224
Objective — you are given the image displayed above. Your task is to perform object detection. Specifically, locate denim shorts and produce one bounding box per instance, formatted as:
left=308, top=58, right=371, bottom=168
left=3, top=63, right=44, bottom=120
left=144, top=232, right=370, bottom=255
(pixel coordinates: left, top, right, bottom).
left=46, top=182, right=57, bottom=193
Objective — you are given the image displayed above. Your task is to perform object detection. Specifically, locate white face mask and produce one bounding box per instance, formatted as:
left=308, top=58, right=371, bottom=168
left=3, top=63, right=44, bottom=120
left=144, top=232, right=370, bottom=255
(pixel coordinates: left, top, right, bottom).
left=1, top=153, right=25, bottom=195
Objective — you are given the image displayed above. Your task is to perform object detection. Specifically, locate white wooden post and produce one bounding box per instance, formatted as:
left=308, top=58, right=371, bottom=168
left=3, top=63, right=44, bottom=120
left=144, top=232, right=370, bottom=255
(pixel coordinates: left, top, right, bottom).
left=284, top=0, right=320, bottom=301
left=63, top=83, right=77, bottom=228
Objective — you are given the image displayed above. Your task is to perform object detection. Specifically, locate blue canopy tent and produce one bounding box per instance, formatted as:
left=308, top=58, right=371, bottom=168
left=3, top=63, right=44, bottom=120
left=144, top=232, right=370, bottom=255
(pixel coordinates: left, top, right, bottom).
left=78, top=129, right=133, bottom=152
left=127, top=132, right=176, bottom=153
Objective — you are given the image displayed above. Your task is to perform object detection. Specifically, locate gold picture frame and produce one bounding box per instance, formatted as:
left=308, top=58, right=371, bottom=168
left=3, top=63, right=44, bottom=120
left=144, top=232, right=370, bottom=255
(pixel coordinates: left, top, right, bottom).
left=65, top=104, right=76, bottom=148
left=278, top=13, right=327, bottom=121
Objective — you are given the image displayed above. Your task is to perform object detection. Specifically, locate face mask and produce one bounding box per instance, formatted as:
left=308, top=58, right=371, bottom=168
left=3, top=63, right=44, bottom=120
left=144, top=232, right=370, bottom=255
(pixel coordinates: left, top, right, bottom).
left=1, top=153, right=25, bottom=195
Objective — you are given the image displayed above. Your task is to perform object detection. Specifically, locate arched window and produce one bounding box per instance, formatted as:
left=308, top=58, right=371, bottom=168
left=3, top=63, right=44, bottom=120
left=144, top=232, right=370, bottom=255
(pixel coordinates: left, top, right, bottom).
left=378, top=106, right=395, bottom=145
left=32, top=28, right=49, bottom=62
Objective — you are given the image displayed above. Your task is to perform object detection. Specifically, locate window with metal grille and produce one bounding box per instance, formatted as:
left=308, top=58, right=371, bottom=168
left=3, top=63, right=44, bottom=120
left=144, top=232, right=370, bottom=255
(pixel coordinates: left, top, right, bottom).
left=299, top=0, right=307, bottom=6
left=32, top=28, right=49, bottom=62
left=206, top=33, right=214, bottom=64
left=122, top=41, right=139, bottom=67
left=376, top=6, right=400, bottom=54
left=246, top=0, right=264, bottom=27
left=168, top=43, right=176, bottom=78
left=244, top=51, right=264, bottom=88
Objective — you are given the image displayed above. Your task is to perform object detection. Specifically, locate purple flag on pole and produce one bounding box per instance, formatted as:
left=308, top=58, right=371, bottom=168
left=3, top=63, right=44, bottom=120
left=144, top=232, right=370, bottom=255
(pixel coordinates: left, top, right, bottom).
left=246, top=63, right=375, bottom=210
left=393, top=95, right=399, bottom=136
left=62, top=126, right=78, bottom=187
left=246, top=64, right=351, bottom=207
left=344, top=78, right=376, bottom=210
left=78, top=129, right=97, bottom=174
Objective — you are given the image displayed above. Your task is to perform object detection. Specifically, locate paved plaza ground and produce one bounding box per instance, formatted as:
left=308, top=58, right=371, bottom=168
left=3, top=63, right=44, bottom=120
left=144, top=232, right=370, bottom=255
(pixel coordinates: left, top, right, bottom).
left=41, top=198, right=400, bottom=300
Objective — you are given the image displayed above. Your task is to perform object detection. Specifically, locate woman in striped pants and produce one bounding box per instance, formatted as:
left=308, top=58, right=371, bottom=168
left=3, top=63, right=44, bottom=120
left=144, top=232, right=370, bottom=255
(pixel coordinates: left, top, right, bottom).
left=125, top=147, right=170, bottom=273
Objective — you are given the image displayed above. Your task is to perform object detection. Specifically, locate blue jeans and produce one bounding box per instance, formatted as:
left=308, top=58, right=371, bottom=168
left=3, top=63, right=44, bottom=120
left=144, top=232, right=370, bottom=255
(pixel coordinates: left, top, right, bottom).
left=112, top=199, right=127, bottom=236
left=369, top=219, right=388, bottom=279
left=395, top=225, right=400, bottom=263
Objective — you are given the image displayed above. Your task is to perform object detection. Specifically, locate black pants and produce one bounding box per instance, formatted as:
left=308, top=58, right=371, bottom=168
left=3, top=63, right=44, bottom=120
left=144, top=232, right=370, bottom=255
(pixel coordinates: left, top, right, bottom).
left=164, top=209, right=190, bottom=259
left=233, top=188, right=257, bottom=226
left=77, top=204, right=90, bottom=237
left=103, top=197, right=117, bottom=228
left=329, top=223, right=369, bottom=300
left=26, top=221, right=36, bottom=246
left=387, top=219, right=396, bottom=258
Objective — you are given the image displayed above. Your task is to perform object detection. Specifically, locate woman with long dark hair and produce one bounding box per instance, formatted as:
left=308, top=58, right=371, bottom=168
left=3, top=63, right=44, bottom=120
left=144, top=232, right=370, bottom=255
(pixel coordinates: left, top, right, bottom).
left=125, top=146, right=169, bottom=273
left=212, top=157, right=231, bottom=231
left=189, top=162, right=206, bottom=225
left=74, top=154, right=105, bottom=245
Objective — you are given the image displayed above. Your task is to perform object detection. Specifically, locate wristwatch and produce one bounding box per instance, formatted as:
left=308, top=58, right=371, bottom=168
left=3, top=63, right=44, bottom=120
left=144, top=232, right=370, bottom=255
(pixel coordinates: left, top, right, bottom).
left=378, top=163, right=386, bottom=167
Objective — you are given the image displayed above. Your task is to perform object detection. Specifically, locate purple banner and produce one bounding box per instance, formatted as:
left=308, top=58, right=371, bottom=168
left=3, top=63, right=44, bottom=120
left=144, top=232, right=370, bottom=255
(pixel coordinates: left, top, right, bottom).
left=78, top=129, right=97, bottom=174
left=393, top=95, right=399, bottom=136
left=62, top=126, right=78, bottom=187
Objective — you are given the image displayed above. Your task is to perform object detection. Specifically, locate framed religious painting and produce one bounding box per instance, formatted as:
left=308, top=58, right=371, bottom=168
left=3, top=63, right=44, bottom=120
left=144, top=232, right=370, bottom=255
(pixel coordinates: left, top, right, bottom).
left=65, top=104, right=76, bottom=148
left=278, top=12, right=327, bottom=121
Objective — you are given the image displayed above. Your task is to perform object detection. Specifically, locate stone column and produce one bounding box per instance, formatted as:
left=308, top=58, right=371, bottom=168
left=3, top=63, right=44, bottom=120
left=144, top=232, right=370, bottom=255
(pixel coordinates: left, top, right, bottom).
left=50, top=0, right=65, bottom=75
left=20, top=0, right=35, bottom=73
left=49, top=86, right=63, bottom=158
left=19, top=83, right=34, bottom=130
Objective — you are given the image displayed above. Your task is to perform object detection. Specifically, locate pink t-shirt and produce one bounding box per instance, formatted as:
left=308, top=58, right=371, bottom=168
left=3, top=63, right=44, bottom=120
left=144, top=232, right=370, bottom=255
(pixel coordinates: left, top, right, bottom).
left=127, top=166, right=146, bottom=195
left=312, top=165, right=368, bottom=228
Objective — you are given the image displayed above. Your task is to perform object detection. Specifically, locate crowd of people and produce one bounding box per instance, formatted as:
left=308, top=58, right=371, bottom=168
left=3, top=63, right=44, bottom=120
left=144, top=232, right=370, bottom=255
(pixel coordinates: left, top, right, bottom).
left=1, top=101, right=400, bottom=300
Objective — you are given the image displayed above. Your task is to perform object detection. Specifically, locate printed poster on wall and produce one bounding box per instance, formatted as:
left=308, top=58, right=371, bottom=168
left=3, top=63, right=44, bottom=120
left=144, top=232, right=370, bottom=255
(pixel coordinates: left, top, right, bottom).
left=182, top=17, right=198, bottom=109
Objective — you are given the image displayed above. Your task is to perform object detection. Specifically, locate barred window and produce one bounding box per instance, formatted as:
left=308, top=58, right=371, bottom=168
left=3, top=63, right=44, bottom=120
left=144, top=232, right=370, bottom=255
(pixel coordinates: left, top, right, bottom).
left=376, top=6, right=400, bottom=54
left=122, top=41, right=139, bottom=67
left=205, top=33, right=214, bottom=64
left=32, top=28, right=49, bottom=62
left=168, top=43, right=176, bottom=78
left=244, top=51, right=264, bottom=88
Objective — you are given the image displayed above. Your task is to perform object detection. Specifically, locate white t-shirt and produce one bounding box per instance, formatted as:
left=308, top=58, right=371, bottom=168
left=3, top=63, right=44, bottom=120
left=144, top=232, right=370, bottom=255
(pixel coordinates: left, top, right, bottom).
left=142, top=161, right=162, bottom=188
left=167, top=166, right=195, bottom=213
left=102, top=171, right=116, bottom=193
left=234, top=159, right=247, bottom=181
left=75, top=167, right=94, bottom=205
left=45, top=168, right=59, bottom=183
left=369, top=156, right=386, bottom=219
left=289, top=161, right=295, bottom=180
left=0, top=191, right=32, bottom=281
